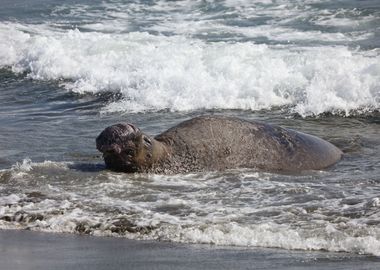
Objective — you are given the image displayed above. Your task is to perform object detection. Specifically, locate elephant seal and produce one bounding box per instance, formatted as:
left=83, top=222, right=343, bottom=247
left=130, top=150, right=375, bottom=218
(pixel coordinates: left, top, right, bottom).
left=96, top=115, right=342, bottom=173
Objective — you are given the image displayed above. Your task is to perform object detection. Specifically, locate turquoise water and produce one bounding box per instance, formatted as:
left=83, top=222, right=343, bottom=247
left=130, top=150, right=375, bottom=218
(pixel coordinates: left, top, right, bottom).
left=0, top=0, right=380, bottom=256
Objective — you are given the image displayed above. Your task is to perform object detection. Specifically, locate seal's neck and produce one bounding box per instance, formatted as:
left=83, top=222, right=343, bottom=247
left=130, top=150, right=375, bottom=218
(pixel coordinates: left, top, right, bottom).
left=151, top=138, right=170, bottom=164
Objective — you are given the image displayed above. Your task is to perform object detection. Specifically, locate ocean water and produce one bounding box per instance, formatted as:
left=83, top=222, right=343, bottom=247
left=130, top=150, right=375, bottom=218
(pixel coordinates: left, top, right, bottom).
left=0, top=0, right=380, bottom=257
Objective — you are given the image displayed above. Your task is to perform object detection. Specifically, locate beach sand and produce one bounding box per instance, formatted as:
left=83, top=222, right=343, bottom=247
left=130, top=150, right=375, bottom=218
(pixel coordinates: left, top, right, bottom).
left=0, top=229, right=379, bottom=270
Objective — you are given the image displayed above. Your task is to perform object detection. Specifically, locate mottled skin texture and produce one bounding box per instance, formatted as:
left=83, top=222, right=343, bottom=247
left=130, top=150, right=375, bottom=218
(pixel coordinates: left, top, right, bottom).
left=96, top=115, right=342, bottom=174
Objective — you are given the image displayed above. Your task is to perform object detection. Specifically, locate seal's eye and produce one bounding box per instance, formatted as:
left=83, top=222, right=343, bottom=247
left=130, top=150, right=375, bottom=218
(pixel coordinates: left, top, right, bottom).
left=143, top=136, right=152, bottom=146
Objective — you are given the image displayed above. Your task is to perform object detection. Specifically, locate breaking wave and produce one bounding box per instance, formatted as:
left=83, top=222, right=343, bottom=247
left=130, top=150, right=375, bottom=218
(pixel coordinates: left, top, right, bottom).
left=0, top=22, right=379, bottom=117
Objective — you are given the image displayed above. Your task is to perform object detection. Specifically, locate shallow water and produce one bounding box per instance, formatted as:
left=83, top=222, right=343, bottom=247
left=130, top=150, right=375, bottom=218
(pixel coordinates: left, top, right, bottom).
left=1, top=230, right=380, bottom=270
left=0, top=0, right=380, bottom=256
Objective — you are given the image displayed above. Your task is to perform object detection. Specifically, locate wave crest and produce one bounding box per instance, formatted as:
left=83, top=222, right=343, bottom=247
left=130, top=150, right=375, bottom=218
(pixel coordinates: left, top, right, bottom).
left=0, top=23, right=379, bottom=116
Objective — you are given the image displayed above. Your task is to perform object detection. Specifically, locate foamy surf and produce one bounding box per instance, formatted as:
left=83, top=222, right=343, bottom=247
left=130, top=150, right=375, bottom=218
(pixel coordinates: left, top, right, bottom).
left=0, top=22, right=379, bottom=116
left=1, top=159, right=380, bottom=256
left=1, top=0, right=380, bottom=263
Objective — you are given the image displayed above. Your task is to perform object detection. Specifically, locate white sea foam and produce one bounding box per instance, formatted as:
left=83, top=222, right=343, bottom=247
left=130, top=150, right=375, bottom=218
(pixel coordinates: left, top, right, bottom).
left=158, top=222, right=380, bottom=256
left=148, top=21, right=363, bottom=43
left=9, top=159, right=70, bottom=173
left=1, top=160, right=380, bottom=256
left=1, top=19, right=380, bottom=116
left=1, top=195, right=380, bottom=256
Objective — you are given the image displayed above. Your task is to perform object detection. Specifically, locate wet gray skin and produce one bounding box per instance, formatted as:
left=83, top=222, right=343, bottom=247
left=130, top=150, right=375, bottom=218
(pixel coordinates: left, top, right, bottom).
left=96, top=115, right=343, bottom=174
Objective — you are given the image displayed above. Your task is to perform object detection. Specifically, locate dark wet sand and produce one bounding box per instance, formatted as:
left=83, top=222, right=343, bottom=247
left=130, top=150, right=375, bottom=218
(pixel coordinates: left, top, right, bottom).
left=0, top=229, right=379, bottom=270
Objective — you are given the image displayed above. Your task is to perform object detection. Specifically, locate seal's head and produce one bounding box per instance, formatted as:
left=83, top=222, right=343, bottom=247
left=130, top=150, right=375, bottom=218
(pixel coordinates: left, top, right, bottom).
left=96, top=123, right=155, bottom=172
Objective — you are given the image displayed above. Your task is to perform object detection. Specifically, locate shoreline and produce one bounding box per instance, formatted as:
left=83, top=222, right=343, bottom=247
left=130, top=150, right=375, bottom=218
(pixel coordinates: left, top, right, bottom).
left=1, top=229, right=379, bottom=270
